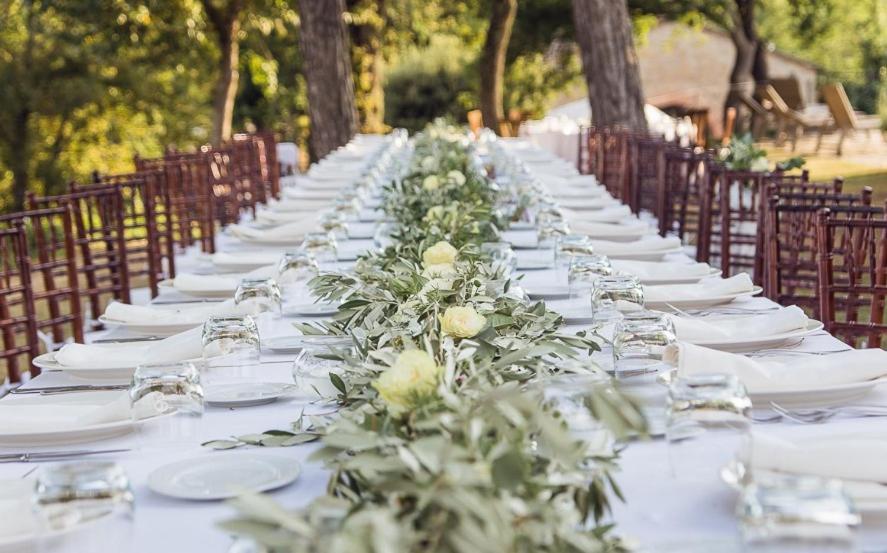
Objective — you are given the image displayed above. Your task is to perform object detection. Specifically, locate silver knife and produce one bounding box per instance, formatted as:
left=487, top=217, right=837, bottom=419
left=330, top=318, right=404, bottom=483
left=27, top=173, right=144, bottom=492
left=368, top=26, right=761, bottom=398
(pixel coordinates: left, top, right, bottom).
left=9, top=384, right=130, bottom=396
left=92, top=336, right=165, bottom=344
left=0, top=448, right=131, bottom=463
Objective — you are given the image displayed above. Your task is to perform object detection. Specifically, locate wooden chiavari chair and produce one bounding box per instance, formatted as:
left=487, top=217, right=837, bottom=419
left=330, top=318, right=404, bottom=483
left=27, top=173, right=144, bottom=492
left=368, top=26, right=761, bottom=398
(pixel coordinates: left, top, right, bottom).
left=816, top=206, right=887, bottom=348
left=599, top=129, right=631, bottom=203
left=630, top=136, right=665, bottom=216
left=0, top=207, right=84, bottom=362
left=763, top=188, right=876, bottom=316
left=0, top=221, right=38, bottom=384
left=204, top=145, right=246, bottom=226
left=707, top=168, right=768, bottom=280
left=29, top=187, right=130, bottom=329
left=259, top=131, right=281, bottom=200
left=231, top=136, right=268, bottom=207
left=660, top=146, right=712, bottom=261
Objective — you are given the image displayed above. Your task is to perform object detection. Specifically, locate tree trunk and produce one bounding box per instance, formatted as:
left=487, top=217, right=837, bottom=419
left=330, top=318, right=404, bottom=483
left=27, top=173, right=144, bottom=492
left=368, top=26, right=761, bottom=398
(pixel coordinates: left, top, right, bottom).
left=300, top=0, right=359, bottom=160
left=479, top=0, right=517, bottom=135
left=572, top=0, right=647, bottom=131
left=10, top=109, right=30, bottom=211
left=348, top=0, right=386, bottom=133
left=724, top=0, right=767, bottom=132
left=203, top=0, right=243, bottom=146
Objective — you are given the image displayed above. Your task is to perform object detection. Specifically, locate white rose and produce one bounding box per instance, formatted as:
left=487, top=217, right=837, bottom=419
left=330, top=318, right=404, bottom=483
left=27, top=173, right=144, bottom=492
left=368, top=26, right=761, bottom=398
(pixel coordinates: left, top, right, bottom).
left=447, top=170, right=466, bottom=186
left=372, top=350, right=441, bottom=413
left=421, top=156, right=436, bottom=171
left=440, top=305, right=487, bottom=338
left=422, top=175, right=440, bottom=191
left=422, top=241, right=457, bottom=266
left=424, top=205, right=445, bottom=222
left=422, top=263, right=456, bottom=279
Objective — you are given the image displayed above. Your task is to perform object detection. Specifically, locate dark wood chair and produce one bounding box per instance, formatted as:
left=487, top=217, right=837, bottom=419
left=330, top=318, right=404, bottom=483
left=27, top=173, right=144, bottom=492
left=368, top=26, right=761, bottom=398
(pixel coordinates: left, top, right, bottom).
left=204, top=145, right=246, bottom=227
left=0, top=207, right=84, bottom=361
left=660, top=147, right=713, bottom=261
left=0, top=221, right=38, bottom=384
left=816, top=206, right=887, bottom=347
left=629, top=136, right=665, bottom=217
left=763, top=189, right=876, bottom=316
left=29, top=187, right=130, bottom=329
left=599, top=129, right=631, bottom=203
left=706, top=168, right=769, bottom=280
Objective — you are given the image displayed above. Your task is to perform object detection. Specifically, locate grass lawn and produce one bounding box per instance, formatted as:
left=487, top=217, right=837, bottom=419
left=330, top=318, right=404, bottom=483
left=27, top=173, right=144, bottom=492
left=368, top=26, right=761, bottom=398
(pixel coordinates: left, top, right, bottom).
left=766, top=150, right=887, bottom=202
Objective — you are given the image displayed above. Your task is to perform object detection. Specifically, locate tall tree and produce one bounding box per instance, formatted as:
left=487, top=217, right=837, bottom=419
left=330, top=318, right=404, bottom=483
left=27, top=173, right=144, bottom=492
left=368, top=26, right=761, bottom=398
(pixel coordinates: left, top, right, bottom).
left=299, top=0, right=358, bottom=159
left=347, top=0, right=387, bottom=133
left=201, top=0, right=246, bottom=146
left=572, top=0, right=647, bottom=130
left=479, top=0, right=518, bottom=135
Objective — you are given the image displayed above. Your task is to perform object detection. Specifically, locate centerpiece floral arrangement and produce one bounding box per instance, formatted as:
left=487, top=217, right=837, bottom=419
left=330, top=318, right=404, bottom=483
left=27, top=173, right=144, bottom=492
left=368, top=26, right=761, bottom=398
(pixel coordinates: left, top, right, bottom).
left=221, top=122, right=645, bottom=552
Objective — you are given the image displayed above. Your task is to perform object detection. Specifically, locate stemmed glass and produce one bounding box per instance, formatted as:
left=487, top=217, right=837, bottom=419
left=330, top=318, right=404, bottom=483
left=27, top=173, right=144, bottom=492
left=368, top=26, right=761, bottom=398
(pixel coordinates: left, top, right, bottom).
left=33, top=461, right=135, bottom=552
left=129, top=361, right=204, bottom=447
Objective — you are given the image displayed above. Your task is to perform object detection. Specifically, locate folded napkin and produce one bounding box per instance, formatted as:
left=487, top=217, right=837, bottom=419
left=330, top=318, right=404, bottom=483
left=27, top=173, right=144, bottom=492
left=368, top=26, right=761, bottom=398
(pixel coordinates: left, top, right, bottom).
left=228, top=218, right=320, bottom=243
left=255, top=210, right=314, bottom=225
left=569, top=219, right=652, bottom=239
left=663, top=341, right=887, bottom=393
left=292, top=176, right=352, bottom=190
left=103, top=299, right=254, bottom=325
left=562, top=205, right=632, bottom=223
left=0, top=480, right=35, bottom=540
left=548, top=185, right=607, bottom=199
left=268, top=198, right=333, bottom=212
left=282, top=188, right=340, bottom=201
left=211, top=251, right=281, bottom=268
left=644, top=273, right=753, bottom=303
left=592, top=235, right=682, bottom=256
left=557, top=196, right=620, bottom=210
left=611, top=259, right=713, bottom=280
left=172, top=273, right=239, bottom=293
left=670, top=306, right=809, bottom=341
left=55, top=326, right=204, bottom=369
left=752, top=432, right=887, bottom=486
left=526, top=161, right=578, bottom=178
left=0, top=391, right=166, bottom=433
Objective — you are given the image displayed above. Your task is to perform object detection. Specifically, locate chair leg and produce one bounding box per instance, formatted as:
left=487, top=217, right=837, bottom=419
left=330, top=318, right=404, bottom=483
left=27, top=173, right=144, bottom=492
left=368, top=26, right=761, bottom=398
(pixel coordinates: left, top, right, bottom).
left=836, top=129, right=847, bottom=157
left=814, top=128, right=825, bottom=154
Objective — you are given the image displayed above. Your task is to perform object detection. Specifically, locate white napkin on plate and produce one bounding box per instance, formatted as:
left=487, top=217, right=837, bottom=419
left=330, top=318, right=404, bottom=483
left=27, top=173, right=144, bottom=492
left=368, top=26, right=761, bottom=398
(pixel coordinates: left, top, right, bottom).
left=267, top=198, right=333, bottom=212
left=663, top=341, right=887, bottom=393
left=670, top=306, right=810, bottom=341
left=0, top=391, right=166, bottom=433
left=172, top=273, right=239, bottom=293
left=103, top=299, right=255, bottom=325
left=592, top=235, right=682, bottom=256
left=211, top=251, right=281, bottom=268
left=752, top=432, right=887, bottom=487
left=282, top=188, right=340, bottom=201
left=612, top=259, right=713, bottom=279
left=569, top=219, right=652, bottom=239
left=55, top=326, right=204, bottom=369
left=557, top=196, right=620, bottom=210
left=562, top=205, right=633, bottom=223
left=644, top=273, right=754, bottom=302
left=228, top=218, right=320, bottom=243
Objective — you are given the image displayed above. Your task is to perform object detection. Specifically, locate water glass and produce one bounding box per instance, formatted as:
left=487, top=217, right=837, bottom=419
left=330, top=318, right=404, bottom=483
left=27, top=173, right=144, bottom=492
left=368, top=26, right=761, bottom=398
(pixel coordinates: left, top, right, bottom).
left=33, top=461, right=134, bottom=552
left=481, top=242, right=518, bottom=275
left=555, top=234, right=595, bottom=269
left=234, top=278, right=282, bottom=315
left=665, top=373, right=751, bottom=482
left=590, top=274, right=645, bottom=321
left=738, top=473, right=859, bottom=552
left=319, top=211, right=349, bottom=239
left=373, top=222, right=398, bottom=250
left=201, top=315, right=261, bottom=380
left=277, top=251, right=319, bottom=288
left=129, top=361, right=204, bottom=446
left=292, top=347, right=348, bottom=401
left=568, top=255, right=612, bottom=302
left=613, top=311, right=676, bottom=377
left=301, top=231, right=338, bottom=266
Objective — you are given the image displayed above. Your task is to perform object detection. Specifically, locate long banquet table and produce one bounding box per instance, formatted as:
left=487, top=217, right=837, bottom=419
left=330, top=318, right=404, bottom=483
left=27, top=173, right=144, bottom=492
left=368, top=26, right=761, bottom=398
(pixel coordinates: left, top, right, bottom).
left=2, top=137, right=887, bottom=552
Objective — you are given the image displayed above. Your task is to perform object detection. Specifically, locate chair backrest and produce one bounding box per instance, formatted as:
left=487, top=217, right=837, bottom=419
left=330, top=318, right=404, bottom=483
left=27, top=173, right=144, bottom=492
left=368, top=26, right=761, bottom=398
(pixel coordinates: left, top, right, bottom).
left=709, top=168, right=769, bottom=280
left=822, top=82, right=859, bottom=130
left=770, top=77, right=805, bottom=110
left=660, top=146, right=711, bottom=254
left=28, top=187, right=130, bottom=327
left=630, top=136, right=665, bottom=216
left=0, top=207, right=84, bottom=360
left=764, top=189, right=876, bottom=315
left=0, top=221, right=39, bottom=384
left=599, top=129, right=631, bottom=203
left=757, top=84, right=793, bottom=117
left=816, top=206, right=887, bottom=347
left=204, top=145, right=245, bottom=227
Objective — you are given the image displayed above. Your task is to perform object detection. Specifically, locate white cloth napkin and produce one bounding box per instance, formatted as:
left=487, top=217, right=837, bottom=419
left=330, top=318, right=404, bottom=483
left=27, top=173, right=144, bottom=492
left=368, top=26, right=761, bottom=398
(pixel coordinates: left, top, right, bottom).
left=644, top=273, right=754, bottom=302
left=569, top=219, right=652, bottom=239
left=752, top=432, right=887, bottom=492
left=172, top=273, right=239, bottom=293
left=282, top=188, right=340, bottom=201
left=0, top=480, right=36, bottom=539
left=562, top=205, right=632, bottom=223
left=592, top=235, right=682, bottom=256
left=557, top=196, right=620, bottom=210
left=0, top=391, right=166, bottom=433
left=267, top=198, right=333, bottom=212
left=292, top=176, right=352, bottom=190
left=103, top=299, right=254, bottom=325
left=670, top=306, right=810, bottom=341
left=228, top=218, right=320, bottom=243
left=211, top=251, right=281, bottom=268
left=55, top=326, right=205, bottom=369
left=611, top=259, right=713, bottom=279
left=664, top=341, right=887, bottom=393
left=525, top=161, right=578, bottom=178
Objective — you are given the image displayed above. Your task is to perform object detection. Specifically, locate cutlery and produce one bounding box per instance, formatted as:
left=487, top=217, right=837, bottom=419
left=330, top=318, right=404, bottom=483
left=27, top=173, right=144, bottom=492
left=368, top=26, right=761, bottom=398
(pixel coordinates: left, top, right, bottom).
left=92, top=336, right=165, bottom=344
left=679, top=306, right=780, bottom=317
left=151, top=299, right=227, bottom=305
left=0, top=448, right=131, bottom=463
left=745, top=347, right=852, bottom=358
left=9, top=384, right=130, bottom=396
left=767, top=402, right=887, bottom=424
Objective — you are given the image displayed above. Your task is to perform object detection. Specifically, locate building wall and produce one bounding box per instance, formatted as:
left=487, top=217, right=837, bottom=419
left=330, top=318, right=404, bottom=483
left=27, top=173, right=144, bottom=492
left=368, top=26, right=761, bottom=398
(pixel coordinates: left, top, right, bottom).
left=636, top=21, right=817, bottom=137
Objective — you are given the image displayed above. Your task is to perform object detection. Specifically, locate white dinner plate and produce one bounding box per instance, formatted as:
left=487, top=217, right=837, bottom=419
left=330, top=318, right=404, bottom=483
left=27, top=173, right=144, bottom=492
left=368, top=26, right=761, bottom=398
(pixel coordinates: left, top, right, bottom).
left=555, top=307, right=596, bottom=325
left=96, top=316, right=201, bottom=336
left=603, top=247, right=685, bottom=261
left=686, top=320, right=825, bottom=352
left=205, top=382, right=297, bottom=407
left=147, top=454, right=301, bottom=501
left=31, top=353, right=135, bottom=380
left=263, top=335, right=353, bottom=354
left=556, top=199, right=616, bottom=211
left=0, top=415, right=162, bottom=447
left=0, top=505, right=117, bottom=552
left=286, top=302, right=340, bottom=317
left=507, top=221, right=535, bottom=231
left=645, top=286, right=763, bottom=310
left=158, top=280, right=234, bottom=299
left=634, top=268, right=722, bottom=285
left=526, top=286, right=571, bottom=300
left=747, top=378, right=881, bottom=409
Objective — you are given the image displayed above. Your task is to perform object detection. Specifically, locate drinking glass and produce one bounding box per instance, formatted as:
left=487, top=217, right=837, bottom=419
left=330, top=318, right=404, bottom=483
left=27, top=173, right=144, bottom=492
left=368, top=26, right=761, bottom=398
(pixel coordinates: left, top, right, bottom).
left=738, top=473, right=859, bottom=552
left=612, top=311, right=676, bottom=378
left=665, top=373, right=751, bottom=482
left=201, top=315, right=261, bottom=382
left=33, top=461, right=134, bottom=552
left=555, top=234, right=595, bottom=269
left=373, top=222, right=398, bottom=250
left=234, top=278, right=282, bottom=315
left=277, top=251, right=319, bottom=310
left=319, top=211, right=349, bottom=239
left=301, top=231, right=338, bottom=267
left=129, top=361, right=204, bottom=446
left=292, top=347, right=349, bottom=401
left=481, top=242, right=518, bottom=275
left=590, top=274, right=645, bottom=321
left=568, top=255, right=613, bottom=302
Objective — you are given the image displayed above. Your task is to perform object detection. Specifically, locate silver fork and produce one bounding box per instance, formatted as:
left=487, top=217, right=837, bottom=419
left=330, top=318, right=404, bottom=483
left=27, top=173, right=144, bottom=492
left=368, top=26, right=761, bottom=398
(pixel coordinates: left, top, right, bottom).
left=746, top=347, right=852, bottom=358
left=768, top=402, right=887, bottom=424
